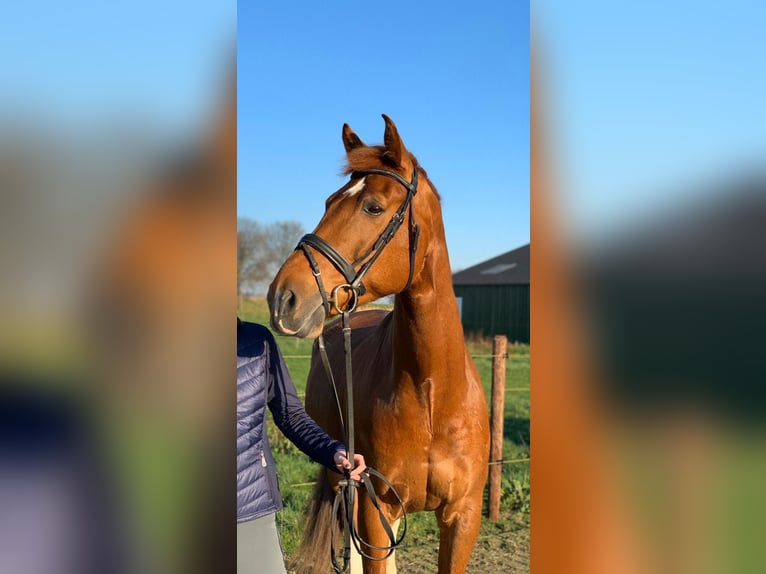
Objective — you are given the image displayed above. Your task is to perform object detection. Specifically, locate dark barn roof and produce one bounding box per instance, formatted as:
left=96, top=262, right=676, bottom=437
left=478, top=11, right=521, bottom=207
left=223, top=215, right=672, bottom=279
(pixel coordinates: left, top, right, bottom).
left=452, top=244, right=529, bottom=286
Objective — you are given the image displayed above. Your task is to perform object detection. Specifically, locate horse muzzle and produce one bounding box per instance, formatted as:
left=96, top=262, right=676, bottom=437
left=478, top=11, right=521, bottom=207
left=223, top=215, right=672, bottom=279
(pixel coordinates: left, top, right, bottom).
left=267, top=283, right=326, bottom=338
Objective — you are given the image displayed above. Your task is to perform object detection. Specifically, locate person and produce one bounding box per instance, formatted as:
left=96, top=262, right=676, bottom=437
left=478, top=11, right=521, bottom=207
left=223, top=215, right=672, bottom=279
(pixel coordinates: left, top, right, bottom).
left=237, top=318, right=366, bottom=574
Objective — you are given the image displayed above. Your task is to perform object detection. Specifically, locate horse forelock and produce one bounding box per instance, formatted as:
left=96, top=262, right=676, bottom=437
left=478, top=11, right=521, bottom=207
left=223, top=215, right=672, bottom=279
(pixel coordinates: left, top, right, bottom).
left=341, top=145, right=392, bottom=174
left=342, top=146, right=441, bottom=201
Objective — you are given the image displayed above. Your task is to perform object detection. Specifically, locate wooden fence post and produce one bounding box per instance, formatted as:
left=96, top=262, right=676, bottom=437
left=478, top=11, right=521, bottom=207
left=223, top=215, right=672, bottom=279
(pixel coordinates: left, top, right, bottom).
left=488, top=335, right=507, bottom=522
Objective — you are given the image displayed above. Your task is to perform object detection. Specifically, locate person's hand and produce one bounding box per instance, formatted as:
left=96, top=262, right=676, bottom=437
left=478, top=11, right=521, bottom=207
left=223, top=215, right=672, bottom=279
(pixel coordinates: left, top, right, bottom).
left=333, top=450, right=367, bottom=481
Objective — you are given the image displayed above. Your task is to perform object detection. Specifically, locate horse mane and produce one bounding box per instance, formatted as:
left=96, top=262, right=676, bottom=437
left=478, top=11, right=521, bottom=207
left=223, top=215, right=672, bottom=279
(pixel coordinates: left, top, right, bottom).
left=342, top=146, right=441, bottom=201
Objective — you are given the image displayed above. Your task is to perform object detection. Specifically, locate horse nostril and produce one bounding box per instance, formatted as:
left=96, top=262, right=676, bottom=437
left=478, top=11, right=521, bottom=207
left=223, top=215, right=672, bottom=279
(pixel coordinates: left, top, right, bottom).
left=278, top=288, right=296, bottom=319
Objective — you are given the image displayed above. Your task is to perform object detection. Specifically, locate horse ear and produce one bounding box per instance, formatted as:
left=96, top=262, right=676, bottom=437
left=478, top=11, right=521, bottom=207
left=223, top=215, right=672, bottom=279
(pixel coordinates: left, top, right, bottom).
left=342, top=124, right=365, bottom=153
left=381, top=114, right=408, bottom=168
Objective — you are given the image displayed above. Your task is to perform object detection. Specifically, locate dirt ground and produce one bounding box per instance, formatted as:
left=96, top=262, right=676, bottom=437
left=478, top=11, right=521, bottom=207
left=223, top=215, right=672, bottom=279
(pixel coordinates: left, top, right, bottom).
left=394, top=523, right=529, bottom=573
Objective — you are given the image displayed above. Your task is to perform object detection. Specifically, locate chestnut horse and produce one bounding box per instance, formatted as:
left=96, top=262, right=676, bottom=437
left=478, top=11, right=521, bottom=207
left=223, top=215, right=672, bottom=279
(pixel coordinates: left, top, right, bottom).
left=268, top=115, right=490, bottom=574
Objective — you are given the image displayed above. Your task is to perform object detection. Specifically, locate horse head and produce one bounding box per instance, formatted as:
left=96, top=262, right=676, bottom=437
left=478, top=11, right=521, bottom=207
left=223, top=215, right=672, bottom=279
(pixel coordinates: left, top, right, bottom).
left=268, top=114, right=441, bottom=338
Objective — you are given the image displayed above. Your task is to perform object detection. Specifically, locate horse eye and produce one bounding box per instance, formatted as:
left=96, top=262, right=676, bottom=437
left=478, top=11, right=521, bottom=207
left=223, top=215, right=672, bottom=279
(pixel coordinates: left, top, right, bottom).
left=363, top=202, right=385, bottom=216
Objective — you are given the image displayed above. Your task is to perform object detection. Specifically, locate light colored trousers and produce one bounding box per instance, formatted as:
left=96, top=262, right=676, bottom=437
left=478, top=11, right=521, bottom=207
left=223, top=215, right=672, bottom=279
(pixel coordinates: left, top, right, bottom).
left=237, top=513, right=287, bottom=574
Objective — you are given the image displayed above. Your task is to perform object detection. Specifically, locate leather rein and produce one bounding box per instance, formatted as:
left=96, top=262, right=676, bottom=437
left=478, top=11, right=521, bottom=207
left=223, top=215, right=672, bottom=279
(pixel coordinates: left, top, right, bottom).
left=295, top=167, right=420, bottom=572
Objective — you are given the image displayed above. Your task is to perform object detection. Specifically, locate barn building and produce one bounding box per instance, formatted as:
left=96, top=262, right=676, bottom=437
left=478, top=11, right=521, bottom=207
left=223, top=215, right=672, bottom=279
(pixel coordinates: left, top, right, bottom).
left=452, top=243, right=530, bottom=343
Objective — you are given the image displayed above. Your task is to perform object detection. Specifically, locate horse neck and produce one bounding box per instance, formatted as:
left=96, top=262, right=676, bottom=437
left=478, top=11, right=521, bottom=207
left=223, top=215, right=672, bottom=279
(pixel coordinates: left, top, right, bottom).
left=390, top=219, right=467, bottom=383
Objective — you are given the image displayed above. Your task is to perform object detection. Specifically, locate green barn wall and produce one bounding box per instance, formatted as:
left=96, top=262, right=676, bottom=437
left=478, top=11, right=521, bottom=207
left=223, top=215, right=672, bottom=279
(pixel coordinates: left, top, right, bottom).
left=453, top=284, right=529, bottom=343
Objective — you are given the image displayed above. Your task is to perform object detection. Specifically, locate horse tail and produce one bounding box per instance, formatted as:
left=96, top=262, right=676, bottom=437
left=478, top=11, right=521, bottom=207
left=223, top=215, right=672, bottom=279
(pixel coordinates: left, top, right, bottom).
left=291, top=469, right=338, bottom=574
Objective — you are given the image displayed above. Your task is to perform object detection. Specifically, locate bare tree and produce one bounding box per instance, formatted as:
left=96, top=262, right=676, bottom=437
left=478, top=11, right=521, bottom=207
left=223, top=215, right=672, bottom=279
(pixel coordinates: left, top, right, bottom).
left=237, top=218, right=304, bottom=297
left=269, top=221, right=304, bottom=265
left=237, top=218, right=265, bottom=297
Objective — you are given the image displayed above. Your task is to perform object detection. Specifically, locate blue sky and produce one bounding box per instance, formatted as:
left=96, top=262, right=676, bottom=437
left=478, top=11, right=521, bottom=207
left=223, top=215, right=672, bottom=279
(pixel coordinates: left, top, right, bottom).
left=237, top=2, right=531, bottom=271
left=1, top=1, right=234, bottom=133
left=534, top=1, right=766, bottom=244
left=6, top=1, right=762, bottom=263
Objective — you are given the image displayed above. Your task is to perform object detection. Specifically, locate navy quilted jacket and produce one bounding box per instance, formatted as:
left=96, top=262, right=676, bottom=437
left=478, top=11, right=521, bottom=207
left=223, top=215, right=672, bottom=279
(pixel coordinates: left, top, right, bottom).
left=237, top=319, right=344, bottom=523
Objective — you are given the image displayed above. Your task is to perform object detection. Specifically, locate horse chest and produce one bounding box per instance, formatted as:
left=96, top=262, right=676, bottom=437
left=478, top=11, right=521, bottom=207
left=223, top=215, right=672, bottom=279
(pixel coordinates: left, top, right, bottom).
left=366, top=390, right=471, bottom=498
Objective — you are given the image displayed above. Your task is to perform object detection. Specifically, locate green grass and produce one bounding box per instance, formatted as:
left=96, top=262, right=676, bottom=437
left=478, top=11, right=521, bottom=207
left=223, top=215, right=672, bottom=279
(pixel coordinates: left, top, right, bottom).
left=238, top=297, right=530, bottom=556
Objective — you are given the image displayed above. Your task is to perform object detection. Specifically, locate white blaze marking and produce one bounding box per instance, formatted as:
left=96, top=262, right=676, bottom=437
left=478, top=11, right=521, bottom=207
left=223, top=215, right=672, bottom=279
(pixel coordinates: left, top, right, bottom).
left=344, top=177, right=366, bottom=196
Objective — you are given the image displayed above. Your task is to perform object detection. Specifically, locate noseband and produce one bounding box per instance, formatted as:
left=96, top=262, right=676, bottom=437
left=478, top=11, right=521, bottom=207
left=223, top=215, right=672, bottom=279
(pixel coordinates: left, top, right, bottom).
left=297, top=166, right=420, bottom=314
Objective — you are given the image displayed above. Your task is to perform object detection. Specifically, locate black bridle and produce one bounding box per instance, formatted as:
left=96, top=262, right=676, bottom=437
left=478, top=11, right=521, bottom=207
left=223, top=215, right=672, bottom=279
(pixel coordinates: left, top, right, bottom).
left=295, top=166, right=420, bottom=572
left=297, top=166, right=420, bottom=316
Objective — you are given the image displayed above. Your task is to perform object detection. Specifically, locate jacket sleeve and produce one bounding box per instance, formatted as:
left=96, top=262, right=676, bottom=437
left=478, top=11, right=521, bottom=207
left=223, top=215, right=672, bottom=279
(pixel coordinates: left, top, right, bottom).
left=265, top=333, right=345, bottom=472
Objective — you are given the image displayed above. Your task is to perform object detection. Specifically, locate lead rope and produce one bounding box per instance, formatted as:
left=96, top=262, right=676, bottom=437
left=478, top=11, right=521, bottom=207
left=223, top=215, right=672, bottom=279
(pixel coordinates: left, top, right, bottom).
left=301, top=278, right=407, bottom=573
left=327, top=307, right=407, bottom=574
left=301, top=244, right=347, bottom=439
